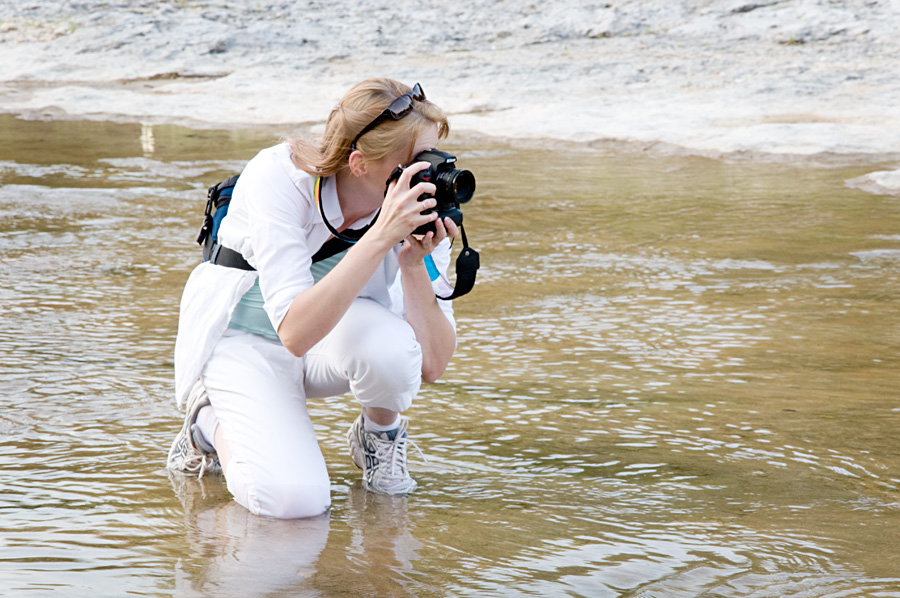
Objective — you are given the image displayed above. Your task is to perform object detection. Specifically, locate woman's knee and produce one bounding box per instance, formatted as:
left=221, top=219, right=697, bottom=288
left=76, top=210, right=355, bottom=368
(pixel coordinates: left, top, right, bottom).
left=364, top=333, right=420, bottom=382
left=350, top=333, right=422, bottom=408
left=255, top=480, right=331, bottom=519
left=227, top=459, right=331, bottom=519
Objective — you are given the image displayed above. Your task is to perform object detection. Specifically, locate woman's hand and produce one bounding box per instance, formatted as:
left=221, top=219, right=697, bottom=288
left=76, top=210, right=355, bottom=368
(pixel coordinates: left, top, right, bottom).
left=398, top=215, right=459, bottom=269
left=371, top=161, right=440, bottom=247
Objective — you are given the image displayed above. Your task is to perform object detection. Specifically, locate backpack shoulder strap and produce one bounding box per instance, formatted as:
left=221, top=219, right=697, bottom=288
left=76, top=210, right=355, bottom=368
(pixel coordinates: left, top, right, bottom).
left=197, top=174, right=240, bottom=248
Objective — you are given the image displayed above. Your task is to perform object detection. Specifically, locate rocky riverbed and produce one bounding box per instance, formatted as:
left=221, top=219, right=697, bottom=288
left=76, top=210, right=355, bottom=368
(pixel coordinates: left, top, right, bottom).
left=1, top=0, right=899, bottom=188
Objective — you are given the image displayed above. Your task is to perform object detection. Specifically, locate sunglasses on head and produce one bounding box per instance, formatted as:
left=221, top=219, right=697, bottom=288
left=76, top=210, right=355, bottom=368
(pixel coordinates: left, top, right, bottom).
left=349, top=83, right=426, bottom=151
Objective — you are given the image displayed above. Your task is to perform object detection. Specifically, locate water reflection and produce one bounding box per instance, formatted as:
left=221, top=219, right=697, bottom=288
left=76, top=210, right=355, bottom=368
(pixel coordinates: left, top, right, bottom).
left=1, top=114, right=900, bottom=596
left=172, top=480, right=330, bottom=597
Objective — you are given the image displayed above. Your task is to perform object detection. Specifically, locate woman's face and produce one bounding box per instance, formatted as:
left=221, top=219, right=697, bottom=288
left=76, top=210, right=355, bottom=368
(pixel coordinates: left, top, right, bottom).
left=372, top=123, right=439, bottom=187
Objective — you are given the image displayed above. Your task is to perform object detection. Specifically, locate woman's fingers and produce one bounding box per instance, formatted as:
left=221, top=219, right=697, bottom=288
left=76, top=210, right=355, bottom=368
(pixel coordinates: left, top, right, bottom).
left=384, top=164, right=439, bottom=229
left=398, top=216, right=461, bottom=268
left=397, top=161, right=430, bottom=187
left=397, top=162, right=438, bottom=208
left=442, top=217, right=460, bottom=239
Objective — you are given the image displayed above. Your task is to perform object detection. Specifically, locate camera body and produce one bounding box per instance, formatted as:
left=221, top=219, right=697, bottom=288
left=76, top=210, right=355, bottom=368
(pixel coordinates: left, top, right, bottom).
left=389, top=149, right=475, bottom=235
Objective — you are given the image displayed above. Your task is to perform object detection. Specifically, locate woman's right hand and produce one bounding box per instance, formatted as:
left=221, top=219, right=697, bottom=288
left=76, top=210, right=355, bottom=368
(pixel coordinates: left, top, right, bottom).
left=373, top=161, right=439, bottom=246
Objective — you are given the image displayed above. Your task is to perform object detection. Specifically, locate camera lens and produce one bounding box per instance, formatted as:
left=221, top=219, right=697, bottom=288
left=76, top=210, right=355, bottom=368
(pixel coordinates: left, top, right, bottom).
left=438, top=168, right=476, bottom=204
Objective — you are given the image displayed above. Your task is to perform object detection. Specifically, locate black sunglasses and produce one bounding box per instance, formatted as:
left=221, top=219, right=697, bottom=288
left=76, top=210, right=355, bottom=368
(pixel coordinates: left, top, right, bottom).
left=349, top=83, right=426, bottom=151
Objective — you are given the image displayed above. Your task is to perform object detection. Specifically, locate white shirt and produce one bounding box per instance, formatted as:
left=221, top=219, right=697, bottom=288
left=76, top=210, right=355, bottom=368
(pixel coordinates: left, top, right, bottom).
left=173, top=143, right=455, bottom=406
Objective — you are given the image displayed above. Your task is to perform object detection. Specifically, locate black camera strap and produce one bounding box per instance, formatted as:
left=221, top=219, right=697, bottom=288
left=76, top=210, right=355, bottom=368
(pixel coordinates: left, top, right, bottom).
left=315, top=176, right=378, bottom=244
left=318, top=175, right=479, bottom=299
left=431, top=224, right=479, bottom=300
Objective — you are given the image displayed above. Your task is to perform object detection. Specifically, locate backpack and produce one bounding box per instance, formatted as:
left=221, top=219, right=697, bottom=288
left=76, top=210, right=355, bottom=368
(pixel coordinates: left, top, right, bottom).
left=196, top=174, right=240, bottom=263
left=194, top=174, right=353, bottom=268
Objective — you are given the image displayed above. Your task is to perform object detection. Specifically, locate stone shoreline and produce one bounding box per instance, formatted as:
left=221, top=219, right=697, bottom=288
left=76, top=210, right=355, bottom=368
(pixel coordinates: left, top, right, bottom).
left=1, top=1, right=899, bottom=189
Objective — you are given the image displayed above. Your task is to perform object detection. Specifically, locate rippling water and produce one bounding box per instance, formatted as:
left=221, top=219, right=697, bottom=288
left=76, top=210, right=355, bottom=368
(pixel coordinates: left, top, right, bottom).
left=1, top=115, right=899, bottom=596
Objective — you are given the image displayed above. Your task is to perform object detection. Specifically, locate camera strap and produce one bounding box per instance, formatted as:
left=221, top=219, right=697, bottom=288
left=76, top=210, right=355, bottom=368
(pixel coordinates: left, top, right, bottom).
left=426, top=224, right=480, bottom=300
left=315, top=176, right=378, bottom=244
left=319, top=175, right=479, bottom=300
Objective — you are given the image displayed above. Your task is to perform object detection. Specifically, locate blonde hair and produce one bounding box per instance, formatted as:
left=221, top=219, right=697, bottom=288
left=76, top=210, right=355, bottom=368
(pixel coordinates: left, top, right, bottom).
left=289, top=78, right=450, bottom=177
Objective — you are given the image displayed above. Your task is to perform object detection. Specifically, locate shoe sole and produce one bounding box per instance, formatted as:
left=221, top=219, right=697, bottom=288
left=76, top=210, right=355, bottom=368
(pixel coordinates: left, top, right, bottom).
left=347, top=423, right=365, bottom=471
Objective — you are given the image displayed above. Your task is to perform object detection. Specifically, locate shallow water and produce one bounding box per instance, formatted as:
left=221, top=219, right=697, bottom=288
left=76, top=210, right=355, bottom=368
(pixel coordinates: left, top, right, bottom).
left=1, top=114, right=899, bottom=597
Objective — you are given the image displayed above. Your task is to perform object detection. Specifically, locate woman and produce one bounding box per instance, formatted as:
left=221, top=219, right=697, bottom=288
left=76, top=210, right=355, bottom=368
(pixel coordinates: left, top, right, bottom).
left=167, top=78, right=459, bottom=519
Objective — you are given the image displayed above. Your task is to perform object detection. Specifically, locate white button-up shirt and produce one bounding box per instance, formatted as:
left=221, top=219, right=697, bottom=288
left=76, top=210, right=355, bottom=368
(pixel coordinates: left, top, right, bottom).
left=173, top=143, right=454, bottom=406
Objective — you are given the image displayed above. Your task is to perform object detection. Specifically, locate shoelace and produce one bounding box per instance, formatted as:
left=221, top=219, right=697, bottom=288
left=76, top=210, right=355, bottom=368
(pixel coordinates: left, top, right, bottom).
left=197, top=454, right=214, bottom=479
left=372, top=430, right=427, bottom=477
left=181, top=383, right=218, bottom=479
left=181, top=446, right=216, bottom=479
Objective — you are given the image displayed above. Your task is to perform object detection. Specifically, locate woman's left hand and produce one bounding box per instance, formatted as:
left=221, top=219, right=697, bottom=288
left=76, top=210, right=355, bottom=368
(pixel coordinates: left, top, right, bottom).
left=398, top=216, right=459, bottom=268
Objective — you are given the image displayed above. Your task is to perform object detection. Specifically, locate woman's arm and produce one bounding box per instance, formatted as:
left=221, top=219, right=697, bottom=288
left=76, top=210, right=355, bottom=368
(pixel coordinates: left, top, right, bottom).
left=397, top=218, right=458, bottom=382
left=277, top=232, right=394, bottom=356
left=277, top=164, right=440, bottom=357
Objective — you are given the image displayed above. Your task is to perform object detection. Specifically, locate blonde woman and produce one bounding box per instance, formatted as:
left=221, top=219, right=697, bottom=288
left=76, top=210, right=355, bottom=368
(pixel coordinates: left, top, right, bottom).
left=167, top=79, right=459, bottom=519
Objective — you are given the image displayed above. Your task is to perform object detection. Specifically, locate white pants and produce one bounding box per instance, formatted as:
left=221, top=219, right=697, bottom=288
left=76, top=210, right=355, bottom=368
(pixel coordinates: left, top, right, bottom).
left=201, top=298, right=423, bottom=519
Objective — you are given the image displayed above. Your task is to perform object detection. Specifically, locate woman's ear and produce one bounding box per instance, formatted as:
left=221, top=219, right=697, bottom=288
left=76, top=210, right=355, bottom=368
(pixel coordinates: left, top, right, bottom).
left=347, top=150, right=368, bottom=177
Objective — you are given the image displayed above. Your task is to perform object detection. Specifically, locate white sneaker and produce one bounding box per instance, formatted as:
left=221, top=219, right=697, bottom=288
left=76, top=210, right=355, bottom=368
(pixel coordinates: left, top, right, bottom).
left=166, top=381, right=221, bottom=478
left=347, top=412, right=418, bottom=495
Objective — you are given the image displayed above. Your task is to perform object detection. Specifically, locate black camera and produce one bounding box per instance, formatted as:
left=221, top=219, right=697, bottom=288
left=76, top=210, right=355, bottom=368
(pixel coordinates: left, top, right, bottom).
left=388, top=149, right=475, bottom=235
